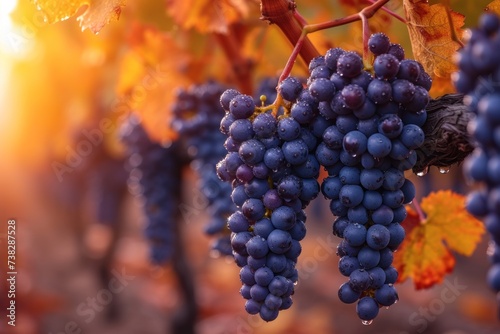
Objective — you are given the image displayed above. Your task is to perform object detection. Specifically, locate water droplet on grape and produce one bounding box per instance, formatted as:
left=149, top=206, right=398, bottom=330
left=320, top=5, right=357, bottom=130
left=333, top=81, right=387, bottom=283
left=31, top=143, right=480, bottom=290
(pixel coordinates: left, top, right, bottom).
left=362, top=320, right=373, bottom=326
left=439, top=167, right=450, bottom=174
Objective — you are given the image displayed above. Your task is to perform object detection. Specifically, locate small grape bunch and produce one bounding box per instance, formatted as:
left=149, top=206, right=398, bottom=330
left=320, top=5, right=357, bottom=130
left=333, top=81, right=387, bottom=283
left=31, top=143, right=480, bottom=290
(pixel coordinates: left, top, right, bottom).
left=217, top=78, right=326, bottom=321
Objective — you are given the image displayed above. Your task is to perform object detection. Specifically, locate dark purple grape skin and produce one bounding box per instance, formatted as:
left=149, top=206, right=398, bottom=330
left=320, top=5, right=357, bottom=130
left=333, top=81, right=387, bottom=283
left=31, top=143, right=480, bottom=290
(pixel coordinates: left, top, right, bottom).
left=368, top=32, right=390, bottom=56
left=337, top=51, right=364, bottom=78
left=387, top=43, right=405, bottom=61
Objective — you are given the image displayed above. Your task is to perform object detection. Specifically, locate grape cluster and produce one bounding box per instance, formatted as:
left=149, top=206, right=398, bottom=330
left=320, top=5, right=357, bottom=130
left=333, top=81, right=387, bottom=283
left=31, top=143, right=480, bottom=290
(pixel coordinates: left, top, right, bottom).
left=454, top=13, right=500, bottom=300
left=171, top=81, right=236, bottom=256
left=217, top=79, right=325, bottom=321
left=218, top=32, right=431, bottom=322
left=121, top=115, right=185, bottom=264
left=309, top=33, right=430, bottom=322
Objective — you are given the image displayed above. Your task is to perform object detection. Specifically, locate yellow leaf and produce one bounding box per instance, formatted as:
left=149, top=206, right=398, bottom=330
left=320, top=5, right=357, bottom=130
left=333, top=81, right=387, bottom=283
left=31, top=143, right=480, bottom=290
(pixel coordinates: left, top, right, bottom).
left=403, top=0, right=464, bottom=90
left=394, top=190, right=485, bottom=290
left=33, top=0, right=125, bottom=33
left=166, top=0, right=249, bottom=34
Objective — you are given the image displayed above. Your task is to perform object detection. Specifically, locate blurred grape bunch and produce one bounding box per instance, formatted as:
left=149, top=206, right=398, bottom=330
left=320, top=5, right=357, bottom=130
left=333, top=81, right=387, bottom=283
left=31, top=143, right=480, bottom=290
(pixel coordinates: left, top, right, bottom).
left=121, top=115, right=186, bottom=264
left=89, top=149, right=129, bottom=226
left=171, top=80, right=237, bottom=256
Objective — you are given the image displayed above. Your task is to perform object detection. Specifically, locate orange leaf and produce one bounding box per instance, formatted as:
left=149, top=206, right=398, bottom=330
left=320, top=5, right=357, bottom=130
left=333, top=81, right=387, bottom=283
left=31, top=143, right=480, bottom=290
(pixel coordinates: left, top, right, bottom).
left=403, top=0, right=464, bottom=93
left=33, top=0, right=125, bottom=33
left=394, top=190, right=485, bottom=289
left=116, top=25, right=197, bottom=143
left=486, top=0, right=500, bottom=14
left=166, top=0, right=249, bottom=34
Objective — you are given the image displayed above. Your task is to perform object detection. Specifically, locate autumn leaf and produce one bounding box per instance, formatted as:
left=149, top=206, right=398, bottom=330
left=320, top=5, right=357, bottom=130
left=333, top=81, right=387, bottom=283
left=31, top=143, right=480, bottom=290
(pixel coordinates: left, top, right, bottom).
left=403, top=0, right=464, bottom=96
left=33, top=0, right=125, bottom=33
left=486, top=0, right=500, bottom=14
left=393, top=190, right=485, bottom=289
left=166, top=0, right=249, bottom=34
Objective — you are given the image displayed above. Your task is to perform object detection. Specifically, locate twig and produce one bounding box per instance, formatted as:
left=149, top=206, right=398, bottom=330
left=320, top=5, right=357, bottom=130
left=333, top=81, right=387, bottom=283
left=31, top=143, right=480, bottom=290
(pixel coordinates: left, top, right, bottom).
left=412, top=199, right=427, bottom=222
left=261, top=0, right=320, bottom=67
left=214, top=30, right=254, bottom=94
left=366, top=0, right=406, bottom=24
left=273, top=0, right=391, bottom=83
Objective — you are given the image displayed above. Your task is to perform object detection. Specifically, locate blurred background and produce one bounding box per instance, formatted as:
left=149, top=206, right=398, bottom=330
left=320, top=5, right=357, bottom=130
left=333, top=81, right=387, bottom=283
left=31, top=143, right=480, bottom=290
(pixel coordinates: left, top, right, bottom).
left=1, top=0, right=500, bottom=333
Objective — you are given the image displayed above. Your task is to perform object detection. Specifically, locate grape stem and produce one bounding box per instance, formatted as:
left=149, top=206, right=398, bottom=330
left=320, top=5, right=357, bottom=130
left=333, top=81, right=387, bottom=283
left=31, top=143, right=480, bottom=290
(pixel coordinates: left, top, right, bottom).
left=366, top=0, right=406, bottom=24
left=412, top=199, right=426, bottom=222
left=260, top=0, right=390, bottom=85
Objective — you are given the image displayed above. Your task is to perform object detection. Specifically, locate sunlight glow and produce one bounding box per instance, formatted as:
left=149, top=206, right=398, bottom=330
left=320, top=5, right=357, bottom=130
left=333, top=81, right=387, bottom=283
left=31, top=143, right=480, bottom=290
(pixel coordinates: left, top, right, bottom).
left=0, top=0, right=17, bottom=52
left=0, top=1, right=17, bottom=129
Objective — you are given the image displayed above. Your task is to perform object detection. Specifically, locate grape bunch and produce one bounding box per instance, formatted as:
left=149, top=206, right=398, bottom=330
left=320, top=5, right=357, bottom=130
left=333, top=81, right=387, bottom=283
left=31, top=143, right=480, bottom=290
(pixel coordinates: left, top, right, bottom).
left=310, top=33, right=430, bottom=323
left=454, top=13, right=500, bottom=303
left=89, top=152, right=128, bottom=226
left=217, top=32, right=431, bottom=322
left=217, top=80, right=325, bottom=321
left=171, top=81, right=236, bottom=256
left=121, top=115, right=185, bottom=264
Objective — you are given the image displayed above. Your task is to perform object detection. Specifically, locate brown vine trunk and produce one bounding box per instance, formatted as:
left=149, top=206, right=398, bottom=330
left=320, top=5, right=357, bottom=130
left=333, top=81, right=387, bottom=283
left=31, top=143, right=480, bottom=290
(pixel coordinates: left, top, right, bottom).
left=413, top=94, right=475, bottom=174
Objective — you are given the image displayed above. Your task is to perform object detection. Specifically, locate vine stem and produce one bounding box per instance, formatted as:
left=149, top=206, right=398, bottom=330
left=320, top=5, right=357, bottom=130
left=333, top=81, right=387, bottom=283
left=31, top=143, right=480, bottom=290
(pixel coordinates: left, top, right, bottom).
left=412, top=199, right=427, bottom=223
left=263, top=0, right=391, bottom=84
left=261, top=0, right=320, bottom=67
left=214, top=30, right=254, bottom=94
left=366, top=0, right=407, bottom=23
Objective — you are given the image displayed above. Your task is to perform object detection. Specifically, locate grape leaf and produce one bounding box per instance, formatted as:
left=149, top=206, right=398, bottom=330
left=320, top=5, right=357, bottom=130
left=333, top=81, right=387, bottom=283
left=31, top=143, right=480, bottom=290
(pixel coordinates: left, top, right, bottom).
left=166, top=0, right=249, bottom=34
left=393, top=190, right=485, bottom=289
left=403, top=0, right=465, bottom=94
left=486, top=0, right=500, bottom=13
left=33, top=0, right=125, bottom=33
left=116, top=24, right=225, bottom=142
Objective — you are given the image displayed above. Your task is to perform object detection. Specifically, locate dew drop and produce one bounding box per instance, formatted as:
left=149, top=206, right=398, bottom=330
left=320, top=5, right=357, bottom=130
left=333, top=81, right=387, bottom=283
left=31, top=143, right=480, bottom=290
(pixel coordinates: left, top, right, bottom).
left=385, top=306, right=390, bottom=310
left=362, top=320, right=373, bottom=326
left=416, top=166, right=429, bottom=177
left=439, top=166, right=450, bottom=174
